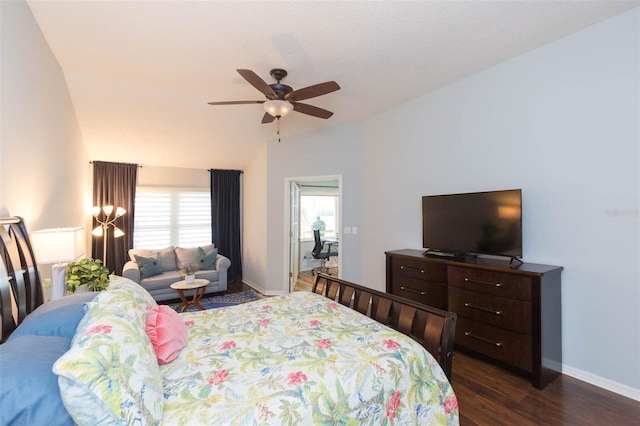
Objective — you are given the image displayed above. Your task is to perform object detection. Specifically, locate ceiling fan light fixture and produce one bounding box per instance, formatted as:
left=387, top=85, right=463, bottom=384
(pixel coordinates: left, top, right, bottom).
left=263, top=99, right=293, bottom=118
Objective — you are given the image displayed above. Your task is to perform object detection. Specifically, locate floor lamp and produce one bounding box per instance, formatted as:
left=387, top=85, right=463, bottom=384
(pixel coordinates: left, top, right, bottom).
left=31, top=227, right=85, bottom=299
left=91, top=205, right=126, bottom=268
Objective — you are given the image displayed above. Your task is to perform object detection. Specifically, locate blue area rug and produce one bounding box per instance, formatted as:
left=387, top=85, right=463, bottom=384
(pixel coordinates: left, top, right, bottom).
left=168, top=290, right=261, bottom=312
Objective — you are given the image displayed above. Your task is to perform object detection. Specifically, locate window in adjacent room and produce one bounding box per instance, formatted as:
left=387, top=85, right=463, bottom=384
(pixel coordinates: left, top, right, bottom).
left=299, top=195, right=339, bottom=241
left=133, top=188, right=211, bottom=248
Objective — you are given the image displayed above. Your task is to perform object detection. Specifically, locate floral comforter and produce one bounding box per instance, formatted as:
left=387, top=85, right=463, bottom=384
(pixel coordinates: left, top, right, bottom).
left=160, top=291, right=459, bottom=425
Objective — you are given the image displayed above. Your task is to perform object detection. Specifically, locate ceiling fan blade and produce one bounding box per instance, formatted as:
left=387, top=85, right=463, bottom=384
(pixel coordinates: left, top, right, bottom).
left=237, top=69, right=277, bottom=99
left=262, top=112, right=276, bottom=124
left=207, top=100, right=265, bottom=105
left=292, top=102, right=334, bottom=119
left=286, top=81, right=340, bottom=102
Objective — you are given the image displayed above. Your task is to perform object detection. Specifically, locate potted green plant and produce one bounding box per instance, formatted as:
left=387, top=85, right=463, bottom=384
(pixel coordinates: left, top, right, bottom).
left=65, top=258, right=110, bottom=293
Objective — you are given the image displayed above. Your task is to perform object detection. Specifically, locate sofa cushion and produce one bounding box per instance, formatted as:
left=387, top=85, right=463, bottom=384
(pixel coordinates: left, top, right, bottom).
left=139, top=270, right=219, bottom=293
left=134, top=253, right=164, bottom=279
left=175, top=247, right=199, bottom=270
left=198, top=246, right=218, bottom=270
left=129, top=246, right=176, bottom=271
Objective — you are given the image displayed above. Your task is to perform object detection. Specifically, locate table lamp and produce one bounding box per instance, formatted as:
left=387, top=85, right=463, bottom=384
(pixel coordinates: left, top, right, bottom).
left=31, top=227, right=85, bottom=299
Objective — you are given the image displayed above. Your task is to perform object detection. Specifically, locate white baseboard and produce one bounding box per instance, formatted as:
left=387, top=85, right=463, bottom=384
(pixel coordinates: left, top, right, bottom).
left=240, top=279, right=287, bottom=297
left=562, top=364, right=640, bottom=401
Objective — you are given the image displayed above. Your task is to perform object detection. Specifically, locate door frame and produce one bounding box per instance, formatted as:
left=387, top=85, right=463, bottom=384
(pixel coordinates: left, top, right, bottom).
left=284, top=175, right=342, bottom=292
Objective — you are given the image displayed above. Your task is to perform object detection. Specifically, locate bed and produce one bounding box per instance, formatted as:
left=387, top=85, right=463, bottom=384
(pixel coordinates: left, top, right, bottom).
left=0, top=217, right=459, bottom=425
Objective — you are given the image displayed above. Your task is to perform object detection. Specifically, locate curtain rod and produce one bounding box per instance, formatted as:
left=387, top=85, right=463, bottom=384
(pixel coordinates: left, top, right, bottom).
left=89, top=161, right=142, bottom=168
left=208, top=169, right=243, bottom=173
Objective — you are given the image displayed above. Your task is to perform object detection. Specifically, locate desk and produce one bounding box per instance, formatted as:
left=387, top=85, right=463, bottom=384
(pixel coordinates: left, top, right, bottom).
left=324, top=240, right=339, bottom=248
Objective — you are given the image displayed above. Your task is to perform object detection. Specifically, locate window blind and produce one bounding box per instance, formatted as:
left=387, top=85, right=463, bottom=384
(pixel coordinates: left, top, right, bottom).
left=133, top=189, right=211, bottom=248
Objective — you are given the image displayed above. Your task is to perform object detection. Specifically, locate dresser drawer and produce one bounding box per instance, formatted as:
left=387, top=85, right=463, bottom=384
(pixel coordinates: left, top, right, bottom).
left=392, top=257, right=446, bottom=282
left=448, top=287, right=531, bottom=334
left=456, top=317, right=532, bottom=372
left=393, top=276, right=447, bottom=310
left=448, top=266, right=532, bottom=301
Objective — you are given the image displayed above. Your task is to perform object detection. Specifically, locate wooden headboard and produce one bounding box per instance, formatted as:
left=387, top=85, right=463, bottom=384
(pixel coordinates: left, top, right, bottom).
left=313, top=273, right=457, bottom=380
left=0, top=217, right=43, bottom=343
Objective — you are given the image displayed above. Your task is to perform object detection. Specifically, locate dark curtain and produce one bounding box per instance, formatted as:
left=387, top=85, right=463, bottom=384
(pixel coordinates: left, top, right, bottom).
left=92, top=161, right=138, bottom=275
left=210, top=169, right=242, bottom=283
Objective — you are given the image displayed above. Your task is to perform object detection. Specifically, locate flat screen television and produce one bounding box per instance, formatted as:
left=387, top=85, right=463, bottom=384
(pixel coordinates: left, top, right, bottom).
left=422, top=189, right=522, bottom=260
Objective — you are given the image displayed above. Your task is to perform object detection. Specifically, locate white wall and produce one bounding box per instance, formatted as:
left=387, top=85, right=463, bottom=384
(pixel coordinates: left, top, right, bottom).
left=137, top=165, right=209, bottom=189
left=0, top=0, right=88, bottom=234
left=243, top=145, right=268, bottom=292
left=362, top=8, right=639, bottom=398
left=264, top=122, right=363, bottom=294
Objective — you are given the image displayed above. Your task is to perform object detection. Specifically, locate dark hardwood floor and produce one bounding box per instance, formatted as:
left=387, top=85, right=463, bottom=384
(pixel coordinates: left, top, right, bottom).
left=452, top=351, right=639, bottom=425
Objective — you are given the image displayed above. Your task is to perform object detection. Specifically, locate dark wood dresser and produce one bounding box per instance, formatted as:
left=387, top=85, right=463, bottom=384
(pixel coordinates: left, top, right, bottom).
left=386, top=249, right=563, bottom=389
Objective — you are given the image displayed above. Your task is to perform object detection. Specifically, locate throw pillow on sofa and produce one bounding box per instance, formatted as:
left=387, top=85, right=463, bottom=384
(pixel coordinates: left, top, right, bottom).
left=198, top=247, right=218, bottom=270
left=175, top=244, right=215, bottom=270
left=129, top=246, right=177, bottom=271
left=134, top=252, right=164, bottom=279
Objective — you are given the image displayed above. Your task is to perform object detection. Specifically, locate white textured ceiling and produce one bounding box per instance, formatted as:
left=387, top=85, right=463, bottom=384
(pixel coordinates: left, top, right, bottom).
left=27, top=0, right=638, bottom=170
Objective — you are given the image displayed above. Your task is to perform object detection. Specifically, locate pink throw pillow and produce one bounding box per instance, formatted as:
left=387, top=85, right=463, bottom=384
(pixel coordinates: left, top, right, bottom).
left=145, top=305, right=188, bottom=364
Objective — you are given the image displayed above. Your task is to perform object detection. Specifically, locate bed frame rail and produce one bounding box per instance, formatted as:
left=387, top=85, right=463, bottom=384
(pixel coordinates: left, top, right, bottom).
left=313, top=273, right=456, bottom=380
left=0, top=217, right=43, bottom=343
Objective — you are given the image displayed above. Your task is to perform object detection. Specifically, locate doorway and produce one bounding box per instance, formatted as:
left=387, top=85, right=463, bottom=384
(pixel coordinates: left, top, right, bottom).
left=286, top=176, right=341, bottom=292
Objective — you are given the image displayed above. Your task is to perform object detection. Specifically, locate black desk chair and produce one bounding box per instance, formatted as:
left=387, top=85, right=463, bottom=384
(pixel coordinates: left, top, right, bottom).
left=311, top=229, right=339, bottom=275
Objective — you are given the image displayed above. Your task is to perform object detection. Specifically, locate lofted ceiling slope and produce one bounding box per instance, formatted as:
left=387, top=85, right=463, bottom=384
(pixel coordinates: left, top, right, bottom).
left=26, top=0, right=638, bottom=170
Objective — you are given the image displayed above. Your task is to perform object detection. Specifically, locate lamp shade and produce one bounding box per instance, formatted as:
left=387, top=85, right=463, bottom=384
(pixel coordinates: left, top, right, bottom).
left=113, top=227, right=125, bottom=238
left=263, top=100, right=293, bottom=118
left=31, top=227, right=85, bottom=264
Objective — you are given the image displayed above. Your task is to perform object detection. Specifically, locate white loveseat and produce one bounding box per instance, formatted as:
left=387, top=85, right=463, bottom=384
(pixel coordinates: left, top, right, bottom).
left=122, top=245, right=230, bottom=301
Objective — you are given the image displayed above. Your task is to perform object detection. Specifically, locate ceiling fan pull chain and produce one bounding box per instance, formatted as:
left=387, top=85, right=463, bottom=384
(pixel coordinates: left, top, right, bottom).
left=277, top=117, right=282, bottom=143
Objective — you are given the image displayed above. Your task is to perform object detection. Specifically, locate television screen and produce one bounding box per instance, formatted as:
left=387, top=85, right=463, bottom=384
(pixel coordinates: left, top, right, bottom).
left=422, top=189, right=522, bottom=258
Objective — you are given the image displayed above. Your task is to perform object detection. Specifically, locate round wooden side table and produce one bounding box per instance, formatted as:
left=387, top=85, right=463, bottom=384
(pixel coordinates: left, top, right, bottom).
left=170, top=278, right=209, bottom=312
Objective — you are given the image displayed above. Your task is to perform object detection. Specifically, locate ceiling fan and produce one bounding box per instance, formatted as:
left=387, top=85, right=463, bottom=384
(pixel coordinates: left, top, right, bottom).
left=208, top=68, right=340, bottom=124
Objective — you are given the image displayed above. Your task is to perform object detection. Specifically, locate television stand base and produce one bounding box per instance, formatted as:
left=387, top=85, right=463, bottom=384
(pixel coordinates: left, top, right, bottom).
left=509, top=256, right=523, bottom=267
left=423, top=249, right=467, bottom=260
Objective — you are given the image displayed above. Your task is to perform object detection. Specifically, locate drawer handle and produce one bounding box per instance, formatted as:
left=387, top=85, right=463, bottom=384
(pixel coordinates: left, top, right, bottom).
left=464, top=302, right=503, bottom=315
left=400, top=265, right=424, bottom=274
left=464, top=331, right=503, bottom=347
left=400, top=286, right=426, bottom=295
left=464, top=277, right=502, bottom=287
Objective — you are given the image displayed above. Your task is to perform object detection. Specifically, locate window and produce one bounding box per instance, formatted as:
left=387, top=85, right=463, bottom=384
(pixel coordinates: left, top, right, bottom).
left=133, top=188, right=211, bottom=248
left=300, top=195, right=338, bottom=240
